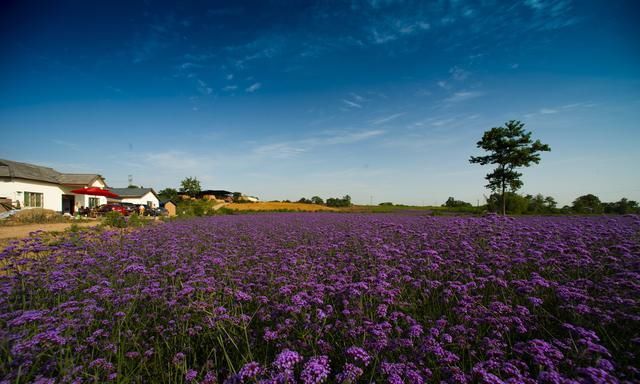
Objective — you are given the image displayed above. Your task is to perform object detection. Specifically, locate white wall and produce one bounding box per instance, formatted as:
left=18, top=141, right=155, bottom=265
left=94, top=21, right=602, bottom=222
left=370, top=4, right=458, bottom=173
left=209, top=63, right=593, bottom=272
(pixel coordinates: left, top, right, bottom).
left=0, top=177, right=109, bottom=212
left=121, top=192, right=159, bottom=207
left=0, top=178, right=64, bottom=211
left=60, top=179, right=108, bottom=209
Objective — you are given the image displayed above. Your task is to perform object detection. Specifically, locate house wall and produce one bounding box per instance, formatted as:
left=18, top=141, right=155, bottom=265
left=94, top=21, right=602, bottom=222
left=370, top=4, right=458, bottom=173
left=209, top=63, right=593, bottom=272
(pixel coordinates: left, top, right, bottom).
left=60, top=179, right=108, bottom=209
left=0, top=178, right=64, bottom=211
left=120, top=192, right=159, bottom=207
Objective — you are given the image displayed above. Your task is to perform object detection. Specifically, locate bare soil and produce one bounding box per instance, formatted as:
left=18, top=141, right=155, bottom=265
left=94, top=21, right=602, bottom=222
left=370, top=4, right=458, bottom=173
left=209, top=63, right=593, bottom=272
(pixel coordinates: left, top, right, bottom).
left=0, top=221, right=99, bottom=241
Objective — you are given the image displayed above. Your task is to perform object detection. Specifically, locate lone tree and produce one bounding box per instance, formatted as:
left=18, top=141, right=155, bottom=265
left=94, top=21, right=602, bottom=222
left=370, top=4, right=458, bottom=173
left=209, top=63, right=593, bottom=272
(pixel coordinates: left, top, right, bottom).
left=470, top=120, right=550, bottom=215
left=180, top=177, right=201, bottom=197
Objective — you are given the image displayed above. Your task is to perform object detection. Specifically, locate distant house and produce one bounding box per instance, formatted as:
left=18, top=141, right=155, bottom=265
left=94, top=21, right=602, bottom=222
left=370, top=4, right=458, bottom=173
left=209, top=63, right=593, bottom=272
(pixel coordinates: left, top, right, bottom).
left=0, top=158, right=108, bottom=214
left=196, top=190, right=233, bottom=202
left=108, top=188, right=160, bottom=208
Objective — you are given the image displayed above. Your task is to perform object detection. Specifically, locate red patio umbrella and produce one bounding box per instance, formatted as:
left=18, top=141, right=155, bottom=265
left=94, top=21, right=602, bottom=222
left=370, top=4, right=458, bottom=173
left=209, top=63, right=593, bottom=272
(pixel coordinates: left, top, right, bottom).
left=70, top=187, right=120, bottom=199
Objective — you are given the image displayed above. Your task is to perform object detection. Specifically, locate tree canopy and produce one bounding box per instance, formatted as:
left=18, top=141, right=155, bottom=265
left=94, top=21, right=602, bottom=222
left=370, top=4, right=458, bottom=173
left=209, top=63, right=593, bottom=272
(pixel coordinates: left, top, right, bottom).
left=179, top=177, right=201, bottom=197
left=470, top=120, right=550, bottom=215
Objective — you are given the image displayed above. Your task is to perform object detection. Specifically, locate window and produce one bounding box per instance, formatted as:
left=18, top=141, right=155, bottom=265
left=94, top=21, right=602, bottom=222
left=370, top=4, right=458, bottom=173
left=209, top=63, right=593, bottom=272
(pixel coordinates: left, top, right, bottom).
left=24, top=192, right=44, bottom=208
left=147, top=201, right=153, bottom=207
left=88, top=197, right=99, bottom=208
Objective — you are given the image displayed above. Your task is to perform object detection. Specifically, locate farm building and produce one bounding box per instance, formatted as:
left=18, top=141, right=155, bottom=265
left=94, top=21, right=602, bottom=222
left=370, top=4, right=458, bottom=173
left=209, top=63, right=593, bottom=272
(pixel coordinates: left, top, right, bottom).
left=196, top=190, right=234, bottom=202
left=160, top=199, right=177, bottom=216
left=0, top=158, right=108, bottom=214
left=108, top=187, right=160, bottom=208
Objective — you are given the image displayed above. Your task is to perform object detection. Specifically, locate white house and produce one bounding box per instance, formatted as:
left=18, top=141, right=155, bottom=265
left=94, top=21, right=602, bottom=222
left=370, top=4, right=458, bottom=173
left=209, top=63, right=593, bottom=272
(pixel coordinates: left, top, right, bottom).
left=107, top=188, right=160, bottom=208
left=0, top=159, right=108, bottom=214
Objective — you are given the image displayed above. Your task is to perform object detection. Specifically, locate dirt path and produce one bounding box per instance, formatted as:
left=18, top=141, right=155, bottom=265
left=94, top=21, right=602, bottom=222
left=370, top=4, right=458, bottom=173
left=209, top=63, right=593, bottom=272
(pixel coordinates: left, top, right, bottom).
left=0, top=221, right=100, bottom=241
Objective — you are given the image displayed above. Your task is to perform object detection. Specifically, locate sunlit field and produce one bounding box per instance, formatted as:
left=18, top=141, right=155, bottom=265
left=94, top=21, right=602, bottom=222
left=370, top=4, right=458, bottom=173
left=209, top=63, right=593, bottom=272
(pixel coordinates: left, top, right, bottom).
left=226, top=202, right=339, bottom=212
left=1, top=213, right=638, bottom=383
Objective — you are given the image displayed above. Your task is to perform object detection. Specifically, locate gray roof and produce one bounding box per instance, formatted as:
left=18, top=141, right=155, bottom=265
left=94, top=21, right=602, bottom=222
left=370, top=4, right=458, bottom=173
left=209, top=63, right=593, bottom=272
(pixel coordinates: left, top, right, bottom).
left=0, top=159, right=104, bottom=186
left=108, top=187, right=158, bottom=198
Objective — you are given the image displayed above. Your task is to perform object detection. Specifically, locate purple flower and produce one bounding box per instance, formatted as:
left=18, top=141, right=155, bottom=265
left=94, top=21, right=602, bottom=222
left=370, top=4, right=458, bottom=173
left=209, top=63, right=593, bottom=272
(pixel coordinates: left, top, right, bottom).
left=185, top=369, right=198, bottom=382
left=301, top=356, right=331, bottom=384
left=346, top=346, right=371, bottom=367
left=273, top=349, right=303, bottom=373
left=239, top=361, right=263, bottom=379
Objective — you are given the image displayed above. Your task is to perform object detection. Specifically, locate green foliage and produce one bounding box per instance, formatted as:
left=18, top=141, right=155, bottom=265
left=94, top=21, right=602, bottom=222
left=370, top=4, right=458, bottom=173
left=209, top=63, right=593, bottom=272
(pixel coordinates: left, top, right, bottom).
left=127, top=184, right=139, bottom=188
left=379, top=202, right=394, bottom=206
left=176, top=199, right=220, bottom=217
left=311, top=196, right=324, bottom=205
left=572, top=194, right=603, bottom=214
left=443, top=197, right=472, bottom=208
left=486, top=192, right=529, bottom=214
left=524, top=194, right=557, bottom=214
left=101, top=211, right=127, bottom=228
left=326, top=195, right=352, bottom=207
left=158, top=187, right=178, bottom=201
left=603, top=198, right=640, bottom=214
left=179, top=177, right=202, bottom=197
left=127, top=213, right=146, bottom=228
left=470, top=120, right=550, bottom=214
left=297, top=197, right=312, bottom=204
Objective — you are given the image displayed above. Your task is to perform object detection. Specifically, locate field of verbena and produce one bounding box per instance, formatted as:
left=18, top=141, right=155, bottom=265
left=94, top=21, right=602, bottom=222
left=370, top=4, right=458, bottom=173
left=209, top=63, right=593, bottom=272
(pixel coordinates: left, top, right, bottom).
left=1, top=214, right=639, bottom=383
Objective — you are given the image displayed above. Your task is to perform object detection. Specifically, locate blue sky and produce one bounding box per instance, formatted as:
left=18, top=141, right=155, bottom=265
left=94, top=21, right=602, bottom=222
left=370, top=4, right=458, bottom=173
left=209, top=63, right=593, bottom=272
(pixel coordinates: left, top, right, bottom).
left=1, top=0, right=639, bottom=206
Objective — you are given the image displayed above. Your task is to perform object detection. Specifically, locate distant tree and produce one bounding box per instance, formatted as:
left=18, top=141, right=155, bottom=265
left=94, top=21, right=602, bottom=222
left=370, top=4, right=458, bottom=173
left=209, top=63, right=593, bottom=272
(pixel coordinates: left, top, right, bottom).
left=470, top=120, right=550, bottom=215
left=443, top=197, right=472, bottom=208
left=159, top=188, right=178, bottom=201
left=298, top=197, right=312, bottom=204
left=326, top=195, right=352, bottom=207
left=572, top=194, right=603, bottom=214
left=524, top=193, right=557, bottom=214
left=179, top=177, right=201, bottom=197
left=486, top=192, right=528, bottom=214
left=127, top=184, right=139, bottom=189
left=379, top=202, right=394, bottom=206
left=311, top=196, right=324, bottom=205
left=603, top=197, right=639, bottom=214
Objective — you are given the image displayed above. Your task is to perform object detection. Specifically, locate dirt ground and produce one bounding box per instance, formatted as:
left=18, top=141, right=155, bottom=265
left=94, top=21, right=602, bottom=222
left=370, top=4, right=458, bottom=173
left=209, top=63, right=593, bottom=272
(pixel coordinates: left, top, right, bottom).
left=0, top=221, right=99, bottom=241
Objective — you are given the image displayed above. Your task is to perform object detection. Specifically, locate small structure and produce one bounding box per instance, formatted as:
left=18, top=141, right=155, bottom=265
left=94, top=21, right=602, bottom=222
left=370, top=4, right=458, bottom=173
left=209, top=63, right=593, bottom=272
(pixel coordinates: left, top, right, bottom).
left=160, top=199, right=177, bottom=217
left=108, top=187, right=160, bottom=208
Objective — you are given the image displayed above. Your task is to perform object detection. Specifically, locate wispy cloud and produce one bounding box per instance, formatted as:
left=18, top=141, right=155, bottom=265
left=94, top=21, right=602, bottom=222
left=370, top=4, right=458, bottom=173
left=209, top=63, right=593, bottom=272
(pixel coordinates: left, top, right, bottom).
left=245, top=82, right=262, bottom=93
left=444, top=91, right=484, bottom=103
left=223, top=85, right=238, bottom=91
left=196, top=79, right=213, bottom=95
left=252, top=129, right=386, bottom=159
left=371, top=113, right=405, bottom=125
left=449, top=66, right=470, bottom=81
left=539, top=108, right=558, bottom=114
left=342, top=99, right=363, bottom=109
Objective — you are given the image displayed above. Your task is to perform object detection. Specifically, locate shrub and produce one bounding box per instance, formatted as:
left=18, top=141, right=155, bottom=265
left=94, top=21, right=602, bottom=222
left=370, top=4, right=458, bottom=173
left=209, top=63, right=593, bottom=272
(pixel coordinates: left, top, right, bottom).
left=101, top=211, right=127, bottom=228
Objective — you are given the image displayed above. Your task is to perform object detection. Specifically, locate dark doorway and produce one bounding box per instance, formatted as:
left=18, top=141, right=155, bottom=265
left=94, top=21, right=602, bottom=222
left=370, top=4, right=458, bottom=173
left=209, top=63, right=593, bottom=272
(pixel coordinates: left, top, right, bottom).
left=62, top=195, right=74, bottom=214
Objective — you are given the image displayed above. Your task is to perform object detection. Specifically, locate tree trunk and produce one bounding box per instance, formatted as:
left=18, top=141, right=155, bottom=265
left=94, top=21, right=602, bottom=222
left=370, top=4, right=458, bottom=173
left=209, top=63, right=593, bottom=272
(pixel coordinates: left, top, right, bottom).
left=501, top=174, right=506, bottom=216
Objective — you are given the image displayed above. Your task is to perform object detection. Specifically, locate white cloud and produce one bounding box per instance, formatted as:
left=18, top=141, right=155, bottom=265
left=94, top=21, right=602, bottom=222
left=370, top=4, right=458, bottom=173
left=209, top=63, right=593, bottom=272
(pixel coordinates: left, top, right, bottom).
left=449, top=66, right=470, bottom=81
left=342, top=99, right=363, bottom=109
left=245, top=82, right=262, bottom=93
left=539, top=108, right=558, bottom=114
left=196, top=79, right=212, bottom=95
left=223, top=85, right=238, bottom=91
left=371, top=113, right=405, bottom=125
left=444, top=91, right=484, bottom=103
left=252, top=129, right=386, bottom=159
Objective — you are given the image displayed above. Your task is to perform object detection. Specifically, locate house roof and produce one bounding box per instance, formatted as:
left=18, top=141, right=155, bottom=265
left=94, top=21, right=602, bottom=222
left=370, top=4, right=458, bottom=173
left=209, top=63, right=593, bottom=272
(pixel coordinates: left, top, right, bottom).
left=57, top=174, right=102, bottom=185
left=0, top=159, right=104, bottom=186
left=197, top=190, right=233, bottom=197
left=109, top=187, right=159, bottom=199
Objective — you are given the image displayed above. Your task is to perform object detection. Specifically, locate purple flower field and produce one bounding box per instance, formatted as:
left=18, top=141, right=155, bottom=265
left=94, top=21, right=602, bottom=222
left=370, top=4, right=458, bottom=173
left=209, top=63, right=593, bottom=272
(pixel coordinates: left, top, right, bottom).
left=1, top=213, right=639, bottom=383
